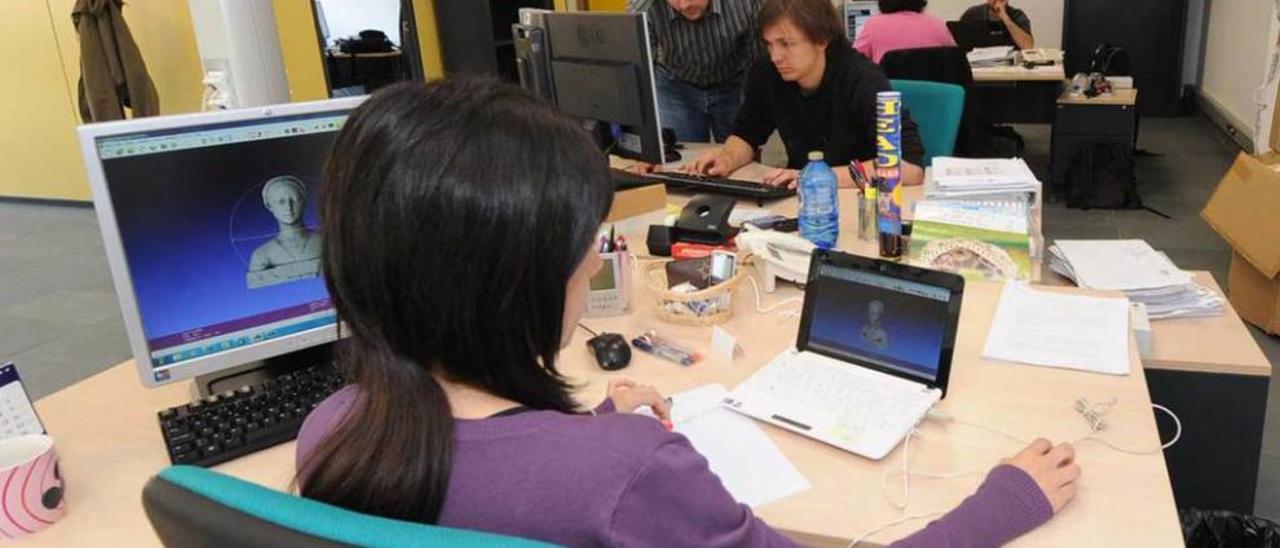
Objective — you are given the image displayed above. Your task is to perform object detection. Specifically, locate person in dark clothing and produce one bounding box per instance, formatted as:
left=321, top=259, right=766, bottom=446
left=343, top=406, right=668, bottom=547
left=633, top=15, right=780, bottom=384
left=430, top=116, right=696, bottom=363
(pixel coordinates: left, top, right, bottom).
left=686, top=0, right=925, bottom=188
left=960, top=0, right=1034, bottom=50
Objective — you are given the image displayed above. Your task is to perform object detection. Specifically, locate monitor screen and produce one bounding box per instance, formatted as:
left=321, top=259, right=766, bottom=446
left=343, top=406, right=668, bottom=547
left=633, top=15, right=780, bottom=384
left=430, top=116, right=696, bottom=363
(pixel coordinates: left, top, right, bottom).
left=804, top=264, right=952, bottom=383
left=93, top=110, right=347, bottom=382
left=845, top=2, right=878, bottom=41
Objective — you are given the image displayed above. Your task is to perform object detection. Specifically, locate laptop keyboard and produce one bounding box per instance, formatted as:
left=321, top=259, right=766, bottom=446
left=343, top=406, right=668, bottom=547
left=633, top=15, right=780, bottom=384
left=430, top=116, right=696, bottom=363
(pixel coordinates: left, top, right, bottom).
left=747, top=353, right=932, bottom=439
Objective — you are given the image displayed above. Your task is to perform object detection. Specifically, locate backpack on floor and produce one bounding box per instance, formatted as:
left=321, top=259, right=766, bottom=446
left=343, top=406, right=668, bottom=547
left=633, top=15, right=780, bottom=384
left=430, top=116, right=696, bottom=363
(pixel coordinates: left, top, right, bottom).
left=1065, top=142, right=1143, bottom=210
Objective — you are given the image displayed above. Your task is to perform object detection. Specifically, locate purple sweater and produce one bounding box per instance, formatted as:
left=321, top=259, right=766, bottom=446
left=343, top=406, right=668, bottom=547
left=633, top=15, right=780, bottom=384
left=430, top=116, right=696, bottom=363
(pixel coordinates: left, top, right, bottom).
left=296, top=387, right=1052, bottom=547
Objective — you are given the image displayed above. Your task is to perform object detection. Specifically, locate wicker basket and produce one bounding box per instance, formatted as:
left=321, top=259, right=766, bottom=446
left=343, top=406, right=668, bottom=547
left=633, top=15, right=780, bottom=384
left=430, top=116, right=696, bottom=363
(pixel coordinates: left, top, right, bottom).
left=641, top=258, right=747, bottom=326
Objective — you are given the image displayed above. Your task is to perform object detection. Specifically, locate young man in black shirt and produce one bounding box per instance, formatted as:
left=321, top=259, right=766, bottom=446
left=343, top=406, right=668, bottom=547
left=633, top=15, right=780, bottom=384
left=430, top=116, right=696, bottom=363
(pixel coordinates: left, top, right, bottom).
left=960, top=0, right=1034, bottom=50
left=685, top=0, right=925, bottom=189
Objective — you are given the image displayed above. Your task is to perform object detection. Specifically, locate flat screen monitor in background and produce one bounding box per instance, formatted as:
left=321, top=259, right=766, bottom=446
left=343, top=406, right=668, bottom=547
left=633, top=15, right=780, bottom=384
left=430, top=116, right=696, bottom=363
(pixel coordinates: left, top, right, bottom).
left=844, top=1, right=879, bottom=41
left=520, top=11, right=674, bottom=164
left=77, top=98, right=364, bottom=391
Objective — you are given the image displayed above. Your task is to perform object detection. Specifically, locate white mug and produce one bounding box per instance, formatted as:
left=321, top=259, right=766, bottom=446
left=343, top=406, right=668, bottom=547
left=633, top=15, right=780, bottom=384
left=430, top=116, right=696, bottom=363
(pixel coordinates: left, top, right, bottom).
left=0, top=435, right=65, bottom=538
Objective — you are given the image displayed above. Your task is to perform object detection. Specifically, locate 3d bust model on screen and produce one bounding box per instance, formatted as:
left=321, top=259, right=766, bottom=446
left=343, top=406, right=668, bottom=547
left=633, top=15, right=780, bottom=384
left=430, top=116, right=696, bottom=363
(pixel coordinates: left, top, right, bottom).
left=247, top=176, right=322, bottom=289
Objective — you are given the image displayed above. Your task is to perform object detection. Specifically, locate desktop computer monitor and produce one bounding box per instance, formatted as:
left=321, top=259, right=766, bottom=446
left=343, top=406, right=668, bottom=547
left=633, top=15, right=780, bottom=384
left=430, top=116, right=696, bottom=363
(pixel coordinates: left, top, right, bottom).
left=77, top=98, right=364, bottom=389
left=844, top=1, right=879, bottom=42
left=517, top=11, right=672, bottom=164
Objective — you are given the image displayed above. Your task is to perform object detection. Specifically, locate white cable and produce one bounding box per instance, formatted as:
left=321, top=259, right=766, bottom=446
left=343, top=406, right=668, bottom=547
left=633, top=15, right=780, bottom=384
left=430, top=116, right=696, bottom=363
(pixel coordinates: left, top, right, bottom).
left=853, top=400, right=1181, bottom=546
left=1077, top=403, right=1182, bottom=454
left=745, top=275, right=803, bottom=316
left=845, top=512, right=945, bottom=548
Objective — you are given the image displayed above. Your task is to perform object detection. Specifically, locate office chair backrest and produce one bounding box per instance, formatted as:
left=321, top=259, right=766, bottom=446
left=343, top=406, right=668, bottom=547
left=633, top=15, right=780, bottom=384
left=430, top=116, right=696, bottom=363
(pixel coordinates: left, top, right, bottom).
left=881, top=46, right=991, bottom=158
left=890, top=80, right=964, bottom=166
left=142, top=465, right=559, bottom=548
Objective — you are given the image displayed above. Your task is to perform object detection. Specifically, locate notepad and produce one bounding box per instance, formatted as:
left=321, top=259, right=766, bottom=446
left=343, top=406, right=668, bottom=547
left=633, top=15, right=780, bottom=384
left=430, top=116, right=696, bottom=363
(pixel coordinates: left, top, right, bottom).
left=643, top=384, right=811, bottom=507
left=982, top=283, right=1132, bottom=376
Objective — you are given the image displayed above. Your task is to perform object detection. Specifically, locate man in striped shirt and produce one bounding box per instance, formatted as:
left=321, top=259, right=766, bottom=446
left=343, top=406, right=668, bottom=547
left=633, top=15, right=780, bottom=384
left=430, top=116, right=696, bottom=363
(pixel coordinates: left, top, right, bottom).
left=629, top=0, right=764, bottom=143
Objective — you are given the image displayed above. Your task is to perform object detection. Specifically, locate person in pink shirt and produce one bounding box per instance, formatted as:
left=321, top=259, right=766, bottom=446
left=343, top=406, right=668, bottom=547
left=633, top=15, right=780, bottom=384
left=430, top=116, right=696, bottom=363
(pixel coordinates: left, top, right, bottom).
left=853, top=0, right=957, bottom=64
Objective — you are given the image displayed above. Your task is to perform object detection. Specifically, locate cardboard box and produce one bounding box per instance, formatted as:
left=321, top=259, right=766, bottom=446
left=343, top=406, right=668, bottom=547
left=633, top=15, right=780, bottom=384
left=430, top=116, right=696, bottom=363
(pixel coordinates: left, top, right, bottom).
left=1202, top=152, right=1280, bottom=334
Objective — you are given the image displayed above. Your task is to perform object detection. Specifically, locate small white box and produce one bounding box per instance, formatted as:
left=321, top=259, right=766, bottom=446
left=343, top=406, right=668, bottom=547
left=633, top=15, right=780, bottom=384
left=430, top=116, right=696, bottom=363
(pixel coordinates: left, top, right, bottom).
left=1130, top=302, right=1152, bottom=359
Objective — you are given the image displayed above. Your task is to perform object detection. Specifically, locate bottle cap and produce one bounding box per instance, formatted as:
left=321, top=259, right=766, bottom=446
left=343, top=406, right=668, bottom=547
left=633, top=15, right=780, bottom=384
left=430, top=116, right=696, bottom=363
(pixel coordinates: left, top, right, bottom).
left=807, top=151, right=824, bottom=161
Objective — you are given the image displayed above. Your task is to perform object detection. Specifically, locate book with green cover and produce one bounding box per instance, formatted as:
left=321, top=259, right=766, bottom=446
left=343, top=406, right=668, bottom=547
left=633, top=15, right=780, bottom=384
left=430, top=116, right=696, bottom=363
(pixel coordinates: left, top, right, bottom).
left=909, top=201, right=1032, bottom=281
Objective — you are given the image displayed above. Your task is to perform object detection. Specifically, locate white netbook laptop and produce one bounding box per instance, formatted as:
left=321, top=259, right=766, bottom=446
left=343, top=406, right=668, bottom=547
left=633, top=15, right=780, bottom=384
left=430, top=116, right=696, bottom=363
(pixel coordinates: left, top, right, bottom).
left=724, top=249, right=965, bottom=460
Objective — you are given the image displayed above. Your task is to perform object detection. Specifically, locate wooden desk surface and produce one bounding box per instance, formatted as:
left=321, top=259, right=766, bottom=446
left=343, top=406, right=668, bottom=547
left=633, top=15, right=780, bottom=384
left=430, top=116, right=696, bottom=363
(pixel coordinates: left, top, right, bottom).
left=1143, top=272, right=1271, bottom=377
left=25, top=282, right=1183, bottom=546
left=22, top=153, right=1179, bottom=546
left=1058, top=89, right=1139, bottom=107
left=971, top=64, right=1066, bottom=82
left=1039, top=270, right=1271, bottom=377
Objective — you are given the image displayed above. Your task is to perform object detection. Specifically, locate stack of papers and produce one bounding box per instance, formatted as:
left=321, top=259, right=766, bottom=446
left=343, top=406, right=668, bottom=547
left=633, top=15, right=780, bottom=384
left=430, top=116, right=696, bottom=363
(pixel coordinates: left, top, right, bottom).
left=983, top=283, right=1132, bottom=375
left=909, top=200, right=1032, bottom=281
left=927, top=157, right=1041, bottom=202
left=641, top=384, right=810, bottom=507
left=1048, top=240, right=1225, bottom=319
left=967, top=46, right=1015, bottom=66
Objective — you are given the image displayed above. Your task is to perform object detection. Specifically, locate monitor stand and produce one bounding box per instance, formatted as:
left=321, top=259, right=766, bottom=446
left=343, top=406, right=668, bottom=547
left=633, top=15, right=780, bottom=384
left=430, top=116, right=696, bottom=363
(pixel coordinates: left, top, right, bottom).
left=188, top=342, right=336, bottom=399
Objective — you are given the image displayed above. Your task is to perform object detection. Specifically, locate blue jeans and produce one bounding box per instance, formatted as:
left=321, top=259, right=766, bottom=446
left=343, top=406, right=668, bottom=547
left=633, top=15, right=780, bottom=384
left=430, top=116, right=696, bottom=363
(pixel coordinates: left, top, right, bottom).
left=655, top=68, right=744, bottom=144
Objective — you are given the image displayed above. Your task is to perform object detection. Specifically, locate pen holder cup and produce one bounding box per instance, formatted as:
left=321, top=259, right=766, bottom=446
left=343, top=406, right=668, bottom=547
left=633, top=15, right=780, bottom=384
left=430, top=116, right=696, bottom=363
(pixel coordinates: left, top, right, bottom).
left=642, top=259, right=746, bottom=326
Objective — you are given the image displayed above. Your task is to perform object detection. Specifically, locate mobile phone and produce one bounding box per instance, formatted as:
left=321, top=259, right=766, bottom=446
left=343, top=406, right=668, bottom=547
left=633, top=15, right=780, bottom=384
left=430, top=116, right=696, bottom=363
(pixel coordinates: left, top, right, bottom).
left=709, top=250, right=737, bottom=285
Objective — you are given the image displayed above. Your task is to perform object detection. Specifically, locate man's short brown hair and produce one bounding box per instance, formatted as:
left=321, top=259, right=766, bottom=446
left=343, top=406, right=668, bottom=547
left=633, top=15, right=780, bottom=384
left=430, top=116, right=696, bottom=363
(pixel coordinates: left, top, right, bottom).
left=758, top=0, right=845, bottom=46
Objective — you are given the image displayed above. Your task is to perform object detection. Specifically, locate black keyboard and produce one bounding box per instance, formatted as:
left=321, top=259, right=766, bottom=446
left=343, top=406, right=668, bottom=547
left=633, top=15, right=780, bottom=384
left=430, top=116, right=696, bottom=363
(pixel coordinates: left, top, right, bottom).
left=157, top=364, right=345, bottom=467
left=641, top=171, right=796, bottom=200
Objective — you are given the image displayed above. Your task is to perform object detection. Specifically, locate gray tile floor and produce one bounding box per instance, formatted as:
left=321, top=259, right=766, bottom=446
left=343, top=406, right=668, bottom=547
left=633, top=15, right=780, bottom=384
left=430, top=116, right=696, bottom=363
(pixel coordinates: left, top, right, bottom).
left=1, top=113, right=1277, bottom=518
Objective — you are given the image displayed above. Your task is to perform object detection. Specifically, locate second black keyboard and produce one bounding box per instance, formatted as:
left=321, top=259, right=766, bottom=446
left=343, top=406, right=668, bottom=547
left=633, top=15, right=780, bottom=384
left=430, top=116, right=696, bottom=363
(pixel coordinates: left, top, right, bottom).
left=157, top=364, right=346, bottom=467
left=639, top=171, right=796, bottom=200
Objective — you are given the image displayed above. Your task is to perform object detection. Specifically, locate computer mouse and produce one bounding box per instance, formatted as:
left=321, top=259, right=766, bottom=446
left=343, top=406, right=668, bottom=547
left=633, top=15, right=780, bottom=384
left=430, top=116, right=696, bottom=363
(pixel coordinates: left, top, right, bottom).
left=587, top=333, right=632, bottom=371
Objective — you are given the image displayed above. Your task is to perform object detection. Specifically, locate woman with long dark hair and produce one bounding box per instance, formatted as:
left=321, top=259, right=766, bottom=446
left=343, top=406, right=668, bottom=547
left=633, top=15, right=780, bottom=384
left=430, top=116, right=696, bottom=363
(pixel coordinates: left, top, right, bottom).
left=296, top=77, right=1078, bottom=546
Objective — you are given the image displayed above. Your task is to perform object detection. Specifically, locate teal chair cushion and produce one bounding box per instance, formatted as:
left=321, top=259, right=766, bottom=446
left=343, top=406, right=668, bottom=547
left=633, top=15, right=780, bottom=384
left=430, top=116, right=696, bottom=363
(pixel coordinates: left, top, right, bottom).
left=890, top=79, right=965, bottom=167
left=151, top=465, right=557, bottom=547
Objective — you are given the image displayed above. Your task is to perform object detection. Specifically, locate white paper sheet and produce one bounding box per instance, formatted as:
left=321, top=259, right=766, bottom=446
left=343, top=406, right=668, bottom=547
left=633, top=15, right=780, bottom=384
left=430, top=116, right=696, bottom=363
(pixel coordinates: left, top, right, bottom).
left=646, top=384, right=811, bottom=507
left=982, top=283, right=1132, bottom=376
left=1052, top=240, right=1192, bottom=291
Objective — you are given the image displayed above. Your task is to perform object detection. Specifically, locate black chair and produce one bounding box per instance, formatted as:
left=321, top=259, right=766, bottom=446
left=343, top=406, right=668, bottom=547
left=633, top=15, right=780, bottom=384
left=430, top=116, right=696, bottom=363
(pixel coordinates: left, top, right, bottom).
left=880, top=46, right=1008, bottom=158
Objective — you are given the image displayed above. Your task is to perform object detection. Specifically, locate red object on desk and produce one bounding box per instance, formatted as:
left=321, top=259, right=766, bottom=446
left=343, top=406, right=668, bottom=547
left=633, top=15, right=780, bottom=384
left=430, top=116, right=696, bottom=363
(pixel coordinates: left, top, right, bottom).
left=670, top=242, right=735, bottom=260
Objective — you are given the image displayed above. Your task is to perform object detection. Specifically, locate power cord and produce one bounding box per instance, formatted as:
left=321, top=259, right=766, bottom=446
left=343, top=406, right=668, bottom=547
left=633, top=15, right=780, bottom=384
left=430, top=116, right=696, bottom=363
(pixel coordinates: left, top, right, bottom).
left=847, top=399, right=1183, bottom=546
left=745, top=275, right=803, bottom=320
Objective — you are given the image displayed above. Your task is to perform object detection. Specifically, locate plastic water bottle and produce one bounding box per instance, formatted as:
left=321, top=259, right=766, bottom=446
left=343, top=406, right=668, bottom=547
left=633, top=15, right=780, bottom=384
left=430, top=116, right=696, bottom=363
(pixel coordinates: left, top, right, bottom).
left=798, top=151, right=839, bottom=249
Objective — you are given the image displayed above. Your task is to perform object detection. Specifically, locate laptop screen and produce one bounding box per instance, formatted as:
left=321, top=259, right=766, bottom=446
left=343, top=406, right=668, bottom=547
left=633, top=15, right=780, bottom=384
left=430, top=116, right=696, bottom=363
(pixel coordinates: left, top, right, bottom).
left=803, top=262, right=954, bottom=384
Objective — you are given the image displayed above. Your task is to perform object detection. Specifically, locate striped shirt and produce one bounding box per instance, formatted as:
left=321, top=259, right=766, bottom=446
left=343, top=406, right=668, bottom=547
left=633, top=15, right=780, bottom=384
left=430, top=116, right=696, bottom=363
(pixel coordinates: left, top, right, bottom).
left=628, top=0, right=765, bottom=87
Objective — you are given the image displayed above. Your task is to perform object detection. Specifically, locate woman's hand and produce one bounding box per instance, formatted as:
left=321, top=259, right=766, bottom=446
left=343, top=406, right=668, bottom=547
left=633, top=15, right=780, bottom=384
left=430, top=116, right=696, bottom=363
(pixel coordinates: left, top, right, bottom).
left=683, top=150, right=732, bottom=177
left=762, top=168, right=800, bottom=189
left=606, top=379, right=671, bottom=422
left=1002, top=438, right=1081, bottom=513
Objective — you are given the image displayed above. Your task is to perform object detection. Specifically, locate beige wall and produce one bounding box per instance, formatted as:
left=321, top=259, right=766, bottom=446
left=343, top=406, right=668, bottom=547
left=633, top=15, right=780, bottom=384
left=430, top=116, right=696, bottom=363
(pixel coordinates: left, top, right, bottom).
left=0, top=0, right=203, bottom=201
left=0, top=1, right=87, bottom=200
left=1201, top=0, right=1274, bottom=138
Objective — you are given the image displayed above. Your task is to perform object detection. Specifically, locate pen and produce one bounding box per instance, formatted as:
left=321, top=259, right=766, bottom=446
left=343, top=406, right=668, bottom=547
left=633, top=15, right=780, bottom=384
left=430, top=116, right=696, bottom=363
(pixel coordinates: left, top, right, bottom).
left=630, top=335, right=696, bottom=366
left=617, top=235, right=628, bottom=252
left=608, top=225, right=617, bottom=252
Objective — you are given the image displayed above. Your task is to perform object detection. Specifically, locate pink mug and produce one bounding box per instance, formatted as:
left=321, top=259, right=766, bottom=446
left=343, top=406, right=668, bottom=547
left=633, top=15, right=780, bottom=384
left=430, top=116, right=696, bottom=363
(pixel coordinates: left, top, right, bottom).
left=0, top=435, right=65, bottom=539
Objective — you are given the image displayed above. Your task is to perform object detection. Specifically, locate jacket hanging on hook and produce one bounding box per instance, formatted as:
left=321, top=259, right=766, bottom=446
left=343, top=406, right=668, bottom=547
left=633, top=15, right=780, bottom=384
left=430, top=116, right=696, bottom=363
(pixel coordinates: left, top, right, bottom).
left=72, top=0, right=159, bottom=122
